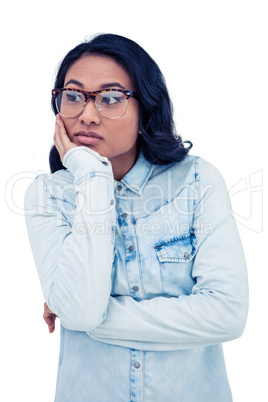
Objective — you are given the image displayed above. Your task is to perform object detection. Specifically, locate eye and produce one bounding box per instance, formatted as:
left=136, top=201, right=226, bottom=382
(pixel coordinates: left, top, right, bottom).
left=65, top=91, right=83, bottom=103
left=100, top=92, right=125, bottom=105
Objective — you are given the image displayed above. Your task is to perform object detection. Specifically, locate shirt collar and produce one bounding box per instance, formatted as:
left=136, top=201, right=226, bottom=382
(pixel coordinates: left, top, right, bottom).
left=119, top=149, right=154, bottom=195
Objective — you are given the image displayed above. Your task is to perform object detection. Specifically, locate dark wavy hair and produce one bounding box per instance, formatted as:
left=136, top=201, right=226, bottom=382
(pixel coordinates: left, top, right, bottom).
left=49, top=33, right=192, bottom=173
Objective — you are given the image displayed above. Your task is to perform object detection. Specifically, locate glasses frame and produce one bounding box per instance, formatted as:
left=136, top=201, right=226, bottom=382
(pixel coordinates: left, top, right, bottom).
left=52, top=87, right=139, bottom=119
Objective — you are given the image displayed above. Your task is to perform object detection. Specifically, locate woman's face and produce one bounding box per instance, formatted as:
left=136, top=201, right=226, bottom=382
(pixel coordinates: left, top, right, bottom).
left=61, top=55, right=140, bottom=179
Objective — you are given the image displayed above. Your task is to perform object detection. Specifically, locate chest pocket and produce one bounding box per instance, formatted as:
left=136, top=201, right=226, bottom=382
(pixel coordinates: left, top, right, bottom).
left=154, top=233, right=197, bottom=297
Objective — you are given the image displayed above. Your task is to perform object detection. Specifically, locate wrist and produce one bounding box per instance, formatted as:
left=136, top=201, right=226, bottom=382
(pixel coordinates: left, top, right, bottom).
left=62, top=146, right=113, bottom=181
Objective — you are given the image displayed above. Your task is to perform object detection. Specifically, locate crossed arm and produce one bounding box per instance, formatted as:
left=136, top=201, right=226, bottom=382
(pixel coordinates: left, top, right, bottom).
left=32, top=116, right=248, bottom=350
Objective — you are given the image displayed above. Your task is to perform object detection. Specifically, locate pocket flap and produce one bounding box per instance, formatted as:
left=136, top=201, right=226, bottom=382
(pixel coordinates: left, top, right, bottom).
left=154, top=233, right=196, bottom=262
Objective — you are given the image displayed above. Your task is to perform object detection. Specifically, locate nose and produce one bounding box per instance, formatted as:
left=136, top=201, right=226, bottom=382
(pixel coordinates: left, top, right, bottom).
left=78, top=98, right=101, bottom=125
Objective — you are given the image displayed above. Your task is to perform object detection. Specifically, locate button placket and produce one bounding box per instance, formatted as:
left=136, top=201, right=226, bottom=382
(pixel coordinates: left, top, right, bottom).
left=130, top=350, right=143, bottom=402
left=116, top=190, right=144, bottom=300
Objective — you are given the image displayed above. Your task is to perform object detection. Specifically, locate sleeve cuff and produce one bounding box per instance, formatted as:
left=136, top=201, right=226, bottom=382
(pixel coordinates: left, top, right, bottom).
left=62, top=146, right=113, bottom=180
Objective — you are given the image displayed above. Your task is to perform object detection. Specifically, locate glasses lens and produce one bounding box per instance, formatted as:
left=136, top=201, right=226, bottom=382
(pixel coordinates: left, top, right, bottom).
left=96, top=91, right=127, bottom=118
left=56, top=90, right=85, bottom=117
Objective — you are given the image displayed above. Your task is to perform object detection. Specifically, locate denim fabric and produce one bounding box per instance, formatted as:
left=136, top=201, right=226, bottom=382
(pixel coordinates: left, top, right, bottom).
left=25, top=147, right=248, bottom=402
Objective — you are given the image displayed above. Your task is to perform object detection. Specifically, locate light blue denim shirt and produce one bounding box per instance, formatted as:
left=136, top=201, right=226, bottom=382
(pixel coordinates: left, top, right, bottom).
left=25, top=146, right=248, bottom=402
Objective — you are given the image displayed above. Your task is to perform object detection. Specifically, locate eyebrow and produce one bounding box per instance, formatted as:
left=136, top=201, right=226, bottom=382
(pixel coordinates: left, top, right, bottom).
left=64, top=79, right=84, bottom=88
left=64, top=79, right=126, bottom=90
left=99, top=82, right=126, bottom=90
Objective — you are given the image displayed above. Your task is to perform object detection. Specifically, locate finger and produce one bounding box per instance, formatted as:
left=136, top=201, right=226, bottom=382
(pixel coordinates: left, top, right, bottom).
left=45, top=319, right=55, bottom=333
left=47, top=316, right=55, bottom=328
left=56, top=115, right=70, bottom=145
left=54, top=115, right=74, bottom=160
left=43, top=314, right=56, bottom=333
left=44, top=315, right=53, bottom=325
left=43, top=303, right=56, bottom=316
left=54, top=114, right=78, bottom=162
left=54, top=118, right=61, bottom=148
left=53, top=118, right=66, bottom=160
left=44, top=310, right=57, bottom=319
left=54, top=116, right=64, bottom=145
left=43, top=303, right=57, bottom=333
left=49, top=315, right=56, bottom=333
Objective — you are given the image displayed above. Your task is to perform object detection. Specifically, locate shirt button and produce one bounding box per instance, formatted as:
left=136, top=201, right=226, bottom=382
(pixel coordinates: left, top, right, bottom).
left=184, top=252, right=189, bottom=258
left=134, top=362, right=140, bottom=369
left=102, top=161, right=108, bottom=166
left=122, top=213, right=128, bottom=218
left=133, top=286, right=139, bottom=292
left=110, top=199, right=115, bottom=205
left=128, top=245, right=134, bottom=252
left=117, top=185, right=122, bottom=191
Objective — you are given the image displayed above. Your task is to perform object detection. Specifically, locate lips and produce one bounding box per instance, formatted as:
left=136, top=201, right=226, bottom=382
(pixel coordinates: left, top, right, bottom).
left=74, top=131, right=104, bottom=146
left=74, top=131, right=103, bottom=139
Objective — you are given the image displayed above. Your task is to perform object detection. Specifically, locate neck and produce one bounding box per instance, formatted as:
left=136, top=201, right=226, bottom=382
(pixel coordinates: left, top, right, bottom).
left=110, top=145, right=139, bottom=181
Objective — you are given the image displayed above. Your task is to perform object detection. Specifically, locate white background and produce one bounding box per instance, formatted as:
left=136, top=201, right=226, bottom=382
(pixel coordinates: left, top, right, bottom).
left=1, top=0, right=267, bottom=401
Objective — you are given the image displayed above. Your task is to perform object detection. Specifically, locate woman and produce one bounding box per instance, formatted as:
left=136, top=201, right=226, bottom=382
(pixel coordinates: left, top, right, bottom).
left=25, top=33, right=248, bottom=402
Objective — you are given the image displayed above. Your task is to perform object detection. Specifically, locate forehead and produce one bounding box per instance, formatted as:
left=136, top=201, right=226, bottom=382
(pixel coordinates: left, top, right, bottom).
left=64, top=55, right=133, bottom=90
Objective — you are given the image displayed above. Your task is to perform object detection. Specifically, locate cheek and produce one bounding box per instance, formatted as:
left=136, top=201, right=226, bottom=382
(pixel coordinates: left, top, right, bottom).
left=124, top=107, right=140, bottom=135
left=118, top=120, right=139, bottom=145
left=107, top=122, right=139, bottom=153
left=111, top=111, right=139, bottom=137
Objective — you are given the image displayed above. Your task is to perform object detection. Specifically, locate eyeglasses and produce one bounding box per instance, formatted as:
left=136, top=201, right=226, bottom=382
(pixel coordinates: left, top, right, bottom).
left=52, top=88, right=139, bottom=119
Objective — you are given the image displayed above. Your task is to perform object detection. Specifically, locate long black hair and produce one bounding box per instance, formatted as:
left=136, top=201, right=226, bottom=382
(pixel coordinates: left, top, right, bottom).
left=49, top=33, right=192, bottom=173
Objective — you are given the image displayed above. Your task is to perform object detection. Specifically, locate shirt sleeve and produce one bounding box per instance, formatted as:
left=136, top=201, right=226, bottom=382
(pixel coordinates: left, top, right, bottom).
left=89, top=158, right=249, bottom=351
left=25, top=146, right=116, bottom=331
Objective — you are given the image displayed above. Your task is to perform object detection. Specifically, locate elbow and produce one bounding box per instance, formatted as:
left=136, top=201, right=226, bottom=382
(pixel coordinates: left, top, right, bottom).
left=204, top=288, right=249, bottom=343
left=221, top=297, right=249, bottom=342
left=226, top=313, right=247, bottom=341
left=79, top=307, right=107, bottom=331
left=47, top=291, right=108, bottom=332
left=58, top=306, right=107, bottom=332
left=62, top=310, right=107, bottom=332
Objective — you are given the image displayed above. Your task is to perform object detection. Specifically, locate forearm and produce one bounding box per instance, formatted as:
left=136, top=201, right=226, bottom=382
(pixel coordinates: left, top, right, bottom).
left=25, top=147, right=116, bottom=331
left=88, top=280, right=248, bottom=351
